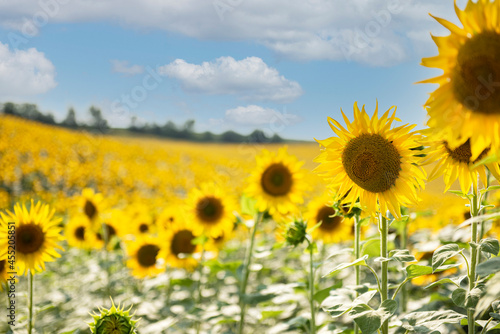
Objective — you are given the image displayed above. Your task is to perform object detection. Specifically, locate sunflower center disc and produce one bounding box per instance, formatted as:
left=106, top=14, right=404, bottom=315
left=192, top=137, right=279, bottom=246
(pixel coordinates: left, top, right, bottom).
left=16, top=224, right=45, bottom=254
left=261, top=163, right=293, bottom=196
left=84, top=200, right=97, bottom=220
left=137, top=244, right=159, bottom=267
left=139, top=223, right=149, bottom=233
left=453, top=31, right=500, bottom=115
left=0, top=260, right=5, bottom=273
left=75, top=226, right=85, bottom=241
left=96, top=314, right=132, bottom=334
left=342, top=133, right=401, bottom=193
left=316, top=206, right=342, bottom=232
left=171, top=229, right=196, bottom=256
left=196, top=197, right=223, bottom=223
left=103, top=224, right=117, bottom=238
left=444, top=139, right=490, bottom=164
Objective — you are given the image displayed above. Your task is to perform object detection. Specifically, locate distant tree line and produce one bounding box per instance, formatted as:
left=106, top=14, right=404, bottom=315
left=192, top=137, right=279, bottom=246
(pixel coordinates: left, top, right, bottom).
left=0, top=102, right=284, bottom=143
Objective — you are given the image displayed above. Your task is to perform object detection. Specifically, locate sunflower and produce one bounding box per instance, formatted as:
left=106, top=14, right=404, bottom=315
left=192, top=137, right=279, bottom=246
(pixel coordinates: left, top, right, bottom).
left=304, top=195, right=353, bottom=244
left=64, top=215, right=95, bottom=250
left=315, top=102, right=427, bottom=219
left=0, top=200, right=64, bottom=275
left=91, top=210, right=126, bottom=249
left=246, top=147, right=308, bottom=215
left=124, top=203, right=156, bottom=236
left=421, top=0, right=500, bottom=159
left=425, top=134, right=500, bottom=193
left=125, top=236, right=164, bottom=279
left=0, top=257, right=10, bottom=291
left=186, top=183, right=237, bottom=238
left=77, top=188, right=105, bottom=222
left=159, top=216, right=201, bottom=269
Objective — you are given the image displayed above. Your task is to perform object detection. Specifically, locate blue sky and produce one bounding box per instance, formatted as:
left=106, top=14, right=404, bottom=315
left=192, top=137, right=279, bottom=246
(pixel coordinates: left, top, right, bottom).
left=0, top=0, right=465, bottom=140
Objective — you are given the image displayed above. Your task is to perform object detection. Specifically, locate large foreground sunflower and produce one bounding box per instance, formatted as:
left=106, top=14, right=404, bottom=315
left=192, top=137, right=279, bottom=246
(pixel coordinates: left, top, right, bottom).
left=304, top=195, right=353, bottom=244
left=0, top=200, right=64, bottom=275
left=315, top=102, right=426, bottom=218
left=425, top=135, right=500, bottom=193
left=421, top=0, right=500, bottom=159
left=125, top=236, right=164, bottom=279
left=246, top=147, right=308, bottom=215
left=186, top=183, right=237, bottom=238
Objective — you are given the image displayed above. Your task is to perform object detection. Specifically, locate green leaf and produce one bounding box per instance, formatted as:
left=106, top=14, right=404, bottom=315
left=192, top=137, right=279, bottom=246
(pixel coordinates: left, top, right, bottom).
left=261, top=310, right=283, bottom=320
left=322, top=290, right=377, bottom=318
left=448, top=190, right=472, bottom=200
left=424, top=276, right=466, bottom=290
left=490, top=313, right=500, bottom=321
left=465, top=284, right=485, bottom=308
left=389, top=249, right=417, bottom=263
left=242, top=292, right=277, bottom=305
left=322, top=255, right=368, bottom=278
left=349, top=300, right=398, bottom=334
left=314, top=282, right=341, bottom=304
left=240, top=194, right=257, bottom=216
left=452, top=288, right=466, bottom=308
left=406, top=265, right=432, bottom=279
left=403, top=310, right=467, bottom=332
left=479, top=238, right=500, bottom=256
left=476, top=257, right=500, bottom=277
left=361, top=238, right=380, bottom=258
left=431, top=244, right=462, bottom=273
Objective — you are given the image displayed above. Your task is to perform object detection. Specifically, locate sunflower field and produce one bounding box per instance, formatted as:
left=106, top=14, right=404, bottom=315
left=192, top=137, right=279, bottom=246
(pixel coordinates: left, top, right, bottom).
left=2, top=1, right=500, bottom=334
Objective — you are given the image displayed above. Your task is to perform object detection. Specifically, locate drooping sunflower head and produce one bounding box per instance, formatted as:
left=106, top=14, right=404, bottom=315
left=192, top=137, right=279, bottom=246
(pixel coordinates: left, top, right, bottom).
left=424, top=132, right=500, bottom=193
left=421, top=0, right=500, bottom=159
left=246, top=147, right=308, bottom=215
left=76, top=188, right=105, bottom=222
left=89, top=299, right=140, bottom=334
left=159, top=217, right=201, bottom=270
left=304, top=195, right=354, bottom=244
left=187, top=183, right=237, bottom=238
left=0, top=200, right=64, bottom=275
left=125, top=236, right=163, bottom=279
left=315, top=102, right=427, bottom=218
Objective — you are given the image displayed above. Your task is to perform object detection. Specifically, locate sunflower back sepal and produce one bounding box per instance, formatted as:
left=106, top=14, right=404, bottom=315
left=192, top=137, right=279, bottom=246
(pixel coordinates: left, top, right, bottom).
left=88, top=299, right=140, bottom=334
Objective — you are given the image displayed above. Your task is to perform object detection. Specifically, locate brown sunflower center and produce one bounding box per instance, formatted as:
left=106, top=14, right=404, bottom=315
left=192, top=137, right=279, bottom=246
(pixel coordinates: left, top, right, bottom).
left=453, top=31, right=500, bottom=115
left=16, top=224, right=45, bottom=254
left=75, top=226, right=85, bottom=241
left=0, top=260, right=5, bottom=273
left=342, top=133, right=401, bottom=193
left=102, top=224, right=116, bottom=239
left=139, top=223, right=149, bottom=233
left=137, top=244, right=159, bottom=267
left=261, top=163, right=293, bottom=196
left=84, top=199, right=97, bottom=220
left=316, top=206, right=342, bottom=232
left=196, top=197, right=223, bottom=223
left=171, top=229, right=196, bottom=256
left=444, top=139, right=490, bottom=164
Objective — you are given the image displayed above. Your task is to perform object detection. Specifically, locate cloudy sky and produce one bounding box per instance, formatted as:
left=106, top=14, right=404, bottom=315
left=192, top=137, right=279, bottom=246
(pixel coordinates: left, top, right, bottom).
left=0, top=0, right=466, bottom=140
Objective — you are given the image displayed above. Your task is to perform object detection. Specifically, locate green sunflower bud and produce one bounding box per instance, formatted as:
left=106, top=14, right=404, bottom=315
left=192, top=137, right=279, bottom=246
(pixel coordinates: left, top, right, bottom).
left=285, top=219, right=308, bottom=247
left=88, top=299, right=140, bottom=334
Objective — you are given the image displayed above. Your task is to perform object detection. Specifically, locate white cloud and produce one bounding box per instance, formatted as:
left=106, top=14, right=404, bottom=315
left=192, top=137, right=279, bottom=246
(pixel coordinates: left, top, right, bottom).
left=0, top=42, right=57, bottom=97
left=0, top=0, right=464, bottom=66
left=225, top=105, right=300, bottom=126
left=158, top=57, right=303, bottom=102
left=111, top=60, right=144, bottom=76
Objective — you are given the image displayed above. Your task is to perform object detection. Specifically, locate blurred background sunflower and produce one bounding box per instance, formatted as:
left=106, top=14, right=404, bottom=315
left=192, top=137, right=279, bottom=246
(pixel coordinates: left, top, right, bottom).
left=246, top=147, right=308, bottom=216
left=125, top=235, right=164, bottom=279
left=159, top=217, right=201, bottom=270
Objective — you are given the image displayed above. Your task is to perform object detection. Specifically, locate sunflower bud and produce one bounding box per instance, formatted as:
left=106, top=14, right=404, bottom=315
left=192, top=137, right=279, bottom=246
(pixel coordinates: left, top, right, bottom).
left=88, top=299, right=140, bottom=334
left=284, top=219, right=308, bottom=247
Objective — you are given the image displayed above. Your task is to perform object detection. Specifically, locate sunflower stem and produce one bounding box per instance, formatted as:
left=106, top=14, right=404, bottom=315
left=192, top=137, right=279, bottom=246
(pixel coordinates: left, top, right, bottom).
left=196, top=247, right=206, bottom=334
left=28, top=269, right=34, bottom=334
left=379, top=214, right=389, bottom=334
left=468, top=183, right=480, bottom=334
left=354, top=215, right=361, bottom=334
left=307, top=238, right=316, bottom=334
left=238, top=212, right=263, bottom=334
left=400, top=218, right=408, bottom=313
